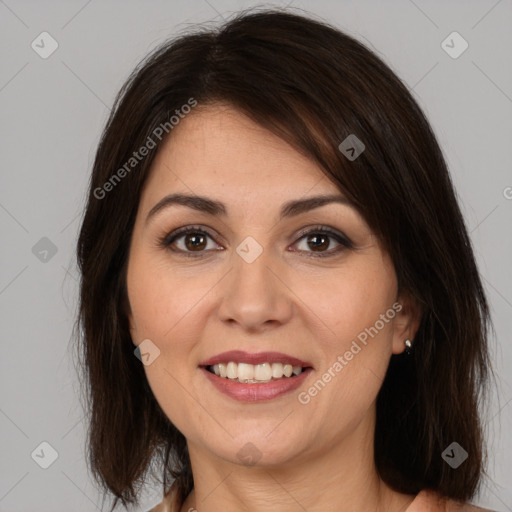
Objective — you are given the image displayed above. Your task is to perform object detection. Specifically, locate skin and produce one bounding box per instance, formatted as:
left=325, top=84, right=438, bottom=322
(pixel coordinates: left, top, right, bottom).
left=126, top=104, right=421, bottom=512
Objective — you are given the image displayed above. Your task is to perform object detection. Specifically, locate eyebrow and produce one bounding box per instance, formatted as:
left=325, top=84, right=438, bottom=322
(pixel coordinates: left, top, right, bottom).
left=145, top=192, right=352, bottom=224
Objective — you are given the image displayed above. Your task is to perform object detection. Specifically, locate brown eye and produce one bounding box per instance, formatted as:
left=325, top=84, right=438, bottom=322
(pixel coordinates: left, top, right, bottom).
left=161, top=226, right=222, bottom=257
left=292, top=227, right=352, bottom=257
left=183, top=232, right=208, bottom=251
left=171, top=231, right=215, bottom=253
left=306, top=233, right=330, bottom=252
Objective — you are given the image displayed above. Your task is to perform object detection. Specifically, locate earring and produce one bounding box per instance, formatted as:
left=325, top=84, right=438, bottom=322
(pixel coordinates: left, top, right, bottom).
left=404, top=339, right=413, bottom=355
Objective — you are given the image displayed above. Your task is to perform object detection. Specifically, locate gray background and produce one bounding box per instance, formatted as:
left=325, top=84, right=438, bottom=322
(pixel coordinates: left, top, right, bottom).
left=0, top=0, right=511, bottom=511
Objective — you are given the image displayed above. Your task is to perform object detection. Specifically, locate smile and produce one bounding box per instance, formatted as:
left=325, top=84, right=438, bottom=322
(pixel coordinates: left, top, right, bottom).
left=207, top=362, right=304, bottom=383
left=200, top=350, right=313, bottom=402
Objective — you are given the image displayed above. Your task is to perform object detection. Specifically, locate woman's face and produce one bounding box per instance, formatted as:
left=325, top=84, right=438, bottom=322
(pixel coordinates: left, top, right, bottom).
left=126, top=104, right=415, bottom=469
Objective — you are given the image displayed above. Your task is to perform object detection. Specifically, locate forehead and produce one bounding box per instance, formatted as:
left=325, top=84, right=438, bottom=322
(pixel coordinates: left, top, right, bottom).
left=141, top=104, right=339, bottom=207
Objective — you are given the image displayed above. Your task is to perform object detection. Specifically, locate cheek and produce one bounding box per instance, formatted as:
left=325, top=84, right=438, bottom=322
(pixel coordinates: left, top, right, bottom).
left=290, top=260, right=397, bottom=345
left=296, top=297, right=397, bottom=440
left=126, top=253, right=215, bottom=432
left=127, top=252, right=217, bottom=340
left=127, top=279, right=204, bottom=438
left=293, top=258, right=397, bottom=409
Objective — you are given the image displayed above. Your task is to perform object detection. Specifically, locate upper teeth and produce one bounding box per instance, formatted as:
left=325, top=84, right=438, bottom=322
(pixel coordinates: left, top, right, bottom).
left=210, top=362, right=303, bottom=382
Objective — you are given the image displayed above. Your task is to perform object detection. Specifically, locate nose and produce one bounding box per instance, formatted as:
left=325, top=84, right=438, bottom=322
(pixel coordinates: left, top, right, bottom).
left=217, top=246, right=294, bottom=333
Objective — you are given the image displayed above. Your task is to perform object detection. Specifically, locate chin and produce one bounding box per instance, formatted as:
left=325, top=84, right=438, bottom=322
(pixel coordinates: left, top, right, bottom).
left=206, top=428, right=308, bottom=469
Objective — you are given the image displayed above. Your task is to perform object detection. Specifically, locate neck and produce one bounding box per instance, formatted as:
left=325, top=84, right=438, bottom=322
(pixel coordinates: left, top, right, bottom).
left=180, top=409, right=415, bottom=512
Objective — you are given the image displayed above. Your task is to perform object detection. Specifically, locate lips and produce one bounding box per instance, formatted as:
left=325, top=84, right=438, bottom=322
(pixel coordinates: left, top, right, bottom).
left=199, top=350, right=313, bottom=402
left=200, top=350, right=311, bottom=368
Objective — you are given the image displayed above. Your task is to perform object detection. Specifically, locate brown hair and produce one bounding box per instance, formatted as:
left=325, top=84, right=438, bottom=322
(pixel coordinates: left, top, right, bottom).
left=75, top=8, right=492, bottom=510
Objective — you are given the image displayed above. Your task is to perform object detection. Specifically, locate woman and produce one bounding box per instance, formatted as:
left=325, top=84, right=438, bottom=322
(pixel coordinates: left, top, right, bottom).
left=76, top=9, right=495, bottom=512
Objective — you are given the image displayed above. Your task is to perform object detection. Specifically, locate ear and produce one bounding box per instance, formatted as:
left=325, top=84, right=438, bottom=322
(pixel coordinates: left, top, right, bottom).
left=391, top=290, right=422, bottom=355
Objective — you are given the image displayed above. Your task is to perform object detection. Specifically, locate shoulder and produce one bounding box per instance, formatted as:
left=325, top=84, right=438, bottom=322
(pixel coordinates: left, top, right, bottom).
left=408, top=490, right=497, bottom=512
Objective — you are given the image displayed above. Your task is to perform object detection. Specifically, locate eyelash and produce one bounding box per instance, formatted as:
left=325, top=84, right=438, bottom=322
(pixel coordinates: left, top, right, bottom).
left=158, top=225, right=353, bottom=259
